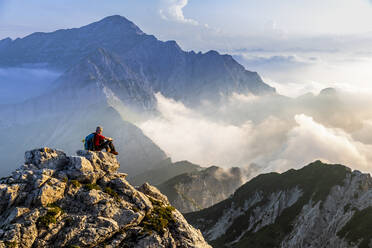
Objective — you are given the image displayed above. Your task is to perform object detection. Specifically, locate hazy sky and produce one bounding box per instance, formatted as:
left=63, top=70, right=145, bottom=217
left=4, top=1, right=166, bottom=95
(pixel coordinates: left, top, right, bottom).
left=1, top=0, right=372, bottom=96
left=0, top=0, right=372, bottom=42
left=2, top=0, right=372, bottom=42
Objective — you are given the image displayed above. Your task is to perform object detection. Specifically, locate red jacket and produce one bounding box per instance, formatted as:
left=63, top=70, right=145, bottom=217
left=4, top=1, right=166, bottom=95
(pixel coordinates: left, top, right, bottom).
left=94, top=132, right=106, bottom=147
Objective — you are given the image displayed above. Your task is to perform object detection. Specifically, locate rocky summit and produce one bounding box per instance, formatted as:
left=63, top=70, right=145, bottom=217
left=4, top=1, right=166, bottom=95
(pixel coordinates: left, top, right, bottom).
left=0, top=148, right=211, bottom=248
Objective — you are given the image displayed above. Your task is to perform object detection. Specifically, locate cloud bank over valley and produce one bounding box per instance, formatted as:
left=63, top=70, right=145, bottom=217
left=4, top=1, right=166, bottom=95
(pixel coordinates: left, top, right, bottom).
left=139, top=91, right=372, bottom=176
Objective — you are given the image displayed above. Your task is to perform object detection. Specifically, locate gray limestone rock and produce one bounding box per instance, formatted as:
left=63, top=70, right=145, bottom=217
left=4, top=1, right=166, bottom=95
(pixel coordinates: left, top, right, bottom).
left=0, top=147, right=211, bottom=248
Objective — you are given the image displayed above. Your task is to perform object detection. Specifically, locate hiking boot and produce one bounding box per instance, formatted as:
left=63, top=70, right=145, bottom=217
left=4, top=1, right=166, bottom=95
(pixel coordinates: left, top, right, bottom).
left=106, top=147, right=111, bottom=153
left=111, top=151, right=119, bottom=155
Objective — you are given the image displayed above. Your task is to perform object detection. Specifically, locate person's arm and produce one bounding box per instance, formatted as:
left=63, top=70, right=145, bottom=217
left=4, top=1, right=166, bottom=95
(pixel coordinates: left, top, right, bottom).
left=97, top=133, right=113, bottom=141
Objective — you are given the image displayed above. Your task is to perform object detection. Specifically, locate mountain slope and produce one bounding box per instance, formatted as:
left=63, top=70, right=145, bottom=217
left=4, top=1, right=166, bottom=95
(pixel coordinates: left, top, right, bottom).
left=0, top=147, right=211, bottom=247
left=0, top=48, right=167, bottom=177
left=185, top=161, right=372, bottom=248
left=0, top=15, right=145, bottom=69
left=53, top=47, right=156, bottom=111
left=0, top=47, right=154, bottom=127
left=158, top=166, right=246, bottom=213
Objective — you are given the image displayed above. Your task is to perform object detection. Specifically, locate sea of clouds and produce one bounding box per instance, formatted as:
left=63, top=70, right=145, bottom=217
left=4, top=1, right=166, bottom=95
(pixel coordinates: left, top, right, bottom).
left=139, top=90, right=372, bottom=177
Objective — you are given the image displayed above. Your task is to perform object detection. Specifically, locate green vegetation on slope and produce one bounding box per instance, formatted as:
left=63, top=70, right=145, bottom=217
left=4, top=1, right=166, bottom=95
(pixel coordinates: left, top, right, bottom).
left=233, top=161, right=350, bottom=207
left=104, top=187, right=120, bottom=202
left=84, top=183, right=101, bottom=191
left=37, top=204, right=63, bottom=228
left=4, top=241, right=17, bottom=248
left=338, top=206, right=372, bottom=248
left=140, top=198, right=176, bottom=235
left=70, top=180, right=81, bottom=188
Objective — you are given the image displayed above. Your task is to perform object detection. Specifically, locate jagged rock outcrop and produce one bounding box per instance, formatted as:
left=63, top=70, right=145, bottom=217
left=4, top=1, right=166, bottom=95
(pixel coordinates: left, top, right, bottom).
left=158, top=166, right=246, bottom=213
left=186, top=161, right=372, bottom=248
left=0, top=148, right=211, bottom=248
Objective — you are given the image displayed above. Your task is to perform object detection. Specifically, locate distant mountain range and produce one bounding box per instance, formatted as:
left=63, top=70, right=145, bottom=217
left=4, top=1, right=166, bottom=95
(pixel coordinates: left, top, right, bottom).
left=0, top=15, right=275, bottom=108
left=185, top=161, right=372, bottom=248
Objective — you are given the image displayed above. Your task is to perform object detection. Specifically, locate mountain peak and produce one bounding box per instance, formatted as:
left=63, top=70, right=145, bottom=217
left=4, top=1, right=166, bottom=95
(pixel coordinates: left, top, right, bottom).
left=0, top=37, right=12, bottom=43
left=89, top=15, right=144, bottom=35
left=319, top=87, right=338, bottom=96
left=0, top=37, right=12, bottom=49
left=102, top=14, right=129, bottom=21
left=98, top=15, right=133, bottom=25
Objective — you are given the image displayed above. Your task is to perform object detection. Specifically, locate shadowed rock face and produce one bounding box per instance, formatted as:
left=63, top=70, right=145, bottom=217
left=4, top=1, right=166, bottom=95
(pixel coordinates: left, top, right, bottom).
left=185, top=161, right=372, bottom=248
left=0, top=148, right=211, bottom=248
left=157, top=166, right=246, bottom=213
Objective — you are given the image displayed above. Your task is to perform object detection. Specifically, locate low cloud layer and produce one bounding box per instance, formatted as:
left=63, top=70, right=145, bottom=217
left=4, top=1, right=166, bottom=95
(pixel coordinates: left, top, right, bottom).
left=266, top=114, right=372, bottom=173
left=140, top=94, right=258, bottom=166
left=232, top=50, right=372, bottom=97
left=0, top=67, right=60, bottom=104
left=139, top=92, right=372, bottom=176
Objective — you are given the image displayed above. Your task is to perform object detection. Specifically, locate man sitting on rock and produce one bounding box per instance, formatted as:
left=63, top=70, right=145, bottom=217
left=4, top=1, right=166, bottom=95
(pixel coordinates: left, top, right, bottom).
left=94, top=126, right=119, bottom=155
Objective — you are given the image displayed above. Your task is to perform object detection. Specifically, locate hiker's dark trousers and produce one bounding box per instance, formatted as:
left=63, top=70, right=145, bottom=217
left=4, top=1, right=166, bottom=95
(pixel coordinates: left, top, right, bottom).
left=97, top=140, right=117, bottom=152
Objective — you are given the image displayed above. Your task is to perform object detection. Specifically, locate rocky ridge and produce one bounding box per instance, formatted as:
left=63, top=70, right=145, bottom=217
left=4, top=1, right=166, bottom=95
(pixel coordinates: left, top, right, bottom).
left=186, top=161, right=372, bottom=248
left=0, top=148, right=211, bottom=248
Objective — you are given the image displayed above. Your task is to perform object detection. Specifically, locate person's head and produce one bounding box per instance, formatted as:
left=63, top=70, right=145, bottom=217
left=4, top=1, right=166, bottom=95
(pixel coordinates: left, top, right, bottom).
left=96, top=126, right=103, bottom=134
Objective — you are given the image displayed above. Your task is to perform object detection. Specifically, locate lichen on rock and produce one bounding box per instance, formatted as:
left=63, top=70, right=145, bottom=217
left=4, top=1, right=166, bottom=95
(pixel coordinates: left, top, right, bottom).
left=0, top=147, right=211, bottom=248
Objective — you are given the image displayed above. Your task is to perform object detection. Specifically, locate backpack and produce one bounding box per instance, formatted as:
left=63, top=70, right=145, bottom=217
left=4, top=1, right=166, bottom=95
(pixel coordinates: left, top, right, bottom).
left=84, top=133, right=96, bottom=151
